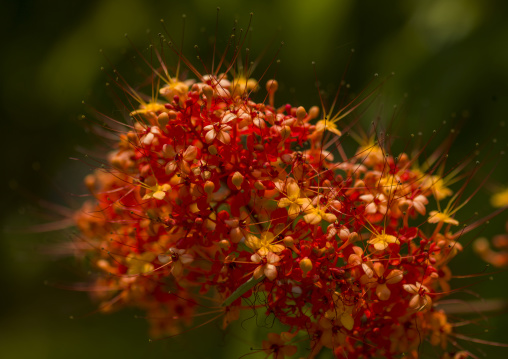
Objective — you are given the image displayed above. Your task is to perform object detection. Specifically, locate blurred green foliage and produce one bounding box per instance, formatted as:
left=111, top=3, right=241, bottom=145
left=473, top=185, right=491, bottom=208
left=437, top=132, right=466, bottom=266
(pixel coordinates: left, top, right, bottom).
left=2, top=0, right=508, bottom=358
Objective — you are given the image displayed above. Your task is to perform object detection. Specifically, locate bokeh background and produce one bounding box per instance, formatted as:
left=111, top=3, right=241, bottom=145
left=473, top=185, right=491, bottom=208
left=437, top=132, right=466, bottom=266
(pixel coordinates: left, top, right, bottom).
left=2, top=0, right=508, bottom=358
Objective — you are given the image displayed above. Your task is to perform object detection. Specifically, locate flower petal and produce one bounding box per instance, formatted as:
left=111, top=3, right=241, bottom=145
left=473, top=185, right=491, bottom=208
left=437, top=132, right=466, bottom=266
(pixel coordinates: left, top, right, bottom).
left=386, top=269, right=403, bottom=284
left=403, top=284, right=418, bottom=294
left=340, top=313, right=354, bottom=330
left=264, top=264, right=277, bottom=280
left=251, top=253, right=262, bottom=263
left=183, top=145, right=198, bottom=161
left=286, top=182, right=300, bottom=200
left=205, top=129, right=216, bottom=143
left=217, top=130, right=231, bottom=144
left=278, top=198, right=292, bottom=208
left=376, top=283, right=391, bottom=301
left=153, top=191, right=166, bottom=200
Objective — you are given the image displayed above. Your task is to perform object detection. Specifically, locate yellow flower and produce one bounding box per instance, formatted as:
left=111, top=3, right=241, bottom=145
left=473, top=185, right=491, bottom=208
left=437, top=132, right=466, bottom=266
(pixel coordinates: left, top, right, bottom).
left=142, top=183, right=171, bottom=200
left=245, top=231, right=284, bottom=256
left=379, top=174, right=401, bottom=196
left=356, top=139, right=385, bottom=167
left=159, top=78, right=193, bottom=101
left=130, top=101, right=167, bottom=117
left=277, top=182, right=312, bottom=218
left=303, top=196, right=338, bottom=225
left=368, top=231, right=400, bottom=251
left=422, top=175, right=453, bottom=201
left=231, top=76, right=258, bottom=97
left=315, top=119, right=342, bottom=137
left=428, top=211, right=459, bottom=226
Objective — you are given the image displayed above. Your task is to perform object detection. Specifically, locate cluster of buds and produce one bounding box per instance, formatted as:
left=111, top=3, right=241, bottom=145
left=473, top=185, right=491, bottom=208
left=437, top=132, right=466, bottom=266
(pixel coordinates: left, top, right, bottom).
left=74, top=42, right=488, bottom=358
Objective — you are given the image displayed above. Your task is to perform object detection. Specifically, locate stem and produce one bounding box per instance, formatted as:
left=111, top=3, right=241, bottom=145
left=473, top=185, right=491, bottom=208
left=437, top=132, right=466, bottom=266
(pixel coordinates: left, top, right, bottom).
left=435, top=299, right=507, bottom=315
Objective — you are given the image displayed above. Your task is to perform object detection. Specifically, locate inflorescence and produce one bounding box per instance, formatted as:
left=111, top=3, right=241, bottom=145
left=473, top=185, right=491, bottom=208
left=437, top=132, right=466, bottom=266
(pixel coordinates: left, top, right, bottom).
left=73, top=24, right=493, bottom=358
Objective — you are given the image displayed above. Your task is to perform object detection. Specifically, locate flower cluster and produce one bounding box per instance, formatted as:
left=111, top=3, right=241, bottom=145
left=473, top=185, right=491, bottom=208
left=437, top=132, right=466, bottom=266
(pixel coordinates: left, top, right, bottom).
left=74, top=49, right=477, bottom=358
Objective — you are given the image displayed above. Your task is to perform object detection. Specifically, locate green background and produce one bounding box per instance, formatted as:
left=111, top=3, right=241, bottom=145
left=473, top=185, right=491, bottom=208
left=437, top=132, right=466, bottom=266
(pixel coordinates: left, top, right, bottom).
left=2, top=0, right=508, bottom=357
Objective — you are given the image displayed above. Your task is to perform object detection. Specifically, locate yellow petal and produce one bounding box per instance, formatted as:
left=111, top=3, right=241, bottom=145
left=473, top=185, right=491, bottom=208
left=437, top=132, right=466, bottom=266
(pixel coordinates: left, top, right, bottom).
left=304, top=212, right=321, bottom=225
left=153, top=191, right=166, bottom=200
left=295, top=198, right=312, bottom=210
left=286, top=182, right=300, bottom=200
left=323, top=213, right=337, bottom=223
left=270, top=244, right=285, bottom=254
left=287, top=204, right=301, bottom=218
left=340, top=313, right=354, bottom=330
left=245, top=235, right=260, bottom=250
left=373, top=241, right=388, bottom=251
left=376, top=283, right=391, bottom=301
left=277, top=198, right=292, bottom=208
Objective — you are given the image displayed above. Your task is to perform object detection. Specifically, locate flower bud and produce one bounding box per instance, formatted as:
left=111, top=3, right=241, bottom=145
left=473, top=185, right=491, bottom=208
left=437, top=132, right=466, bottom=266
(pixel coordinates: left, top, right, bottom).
left=348, top=232, right=359, bottom=243
left=266, top=79, right=278, bottom=107
left=308, top=106, right=319, bottom=119
left=300, top=257, right=313, bottom=277
left=283, top=236, right=295, bottom=247
left=157, top=112, right=169, bottom=128
left=208, top=145, right=218, bottom=155
left=296, top=106, right=307, bottom=121
left=230, top=227, right=244, bottom=243
left=266, top=79, right=278, bottom=93
left=398, top=200, right=410, bottom=212
left=202, top=85, right=214, bottom=109
left=339, top=227, right=350, bottom=241
left=232, top=171, right=244, bottom=189
left=204, top=181, right=215, bottom=194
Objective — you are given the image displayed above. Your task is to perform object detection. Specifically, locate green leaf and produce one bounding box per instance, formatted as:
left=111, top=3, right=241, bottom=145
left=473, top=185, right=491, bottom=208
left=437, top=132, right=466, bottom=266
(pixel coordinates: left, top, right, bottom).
left=221, top=275, right=265, bottom=307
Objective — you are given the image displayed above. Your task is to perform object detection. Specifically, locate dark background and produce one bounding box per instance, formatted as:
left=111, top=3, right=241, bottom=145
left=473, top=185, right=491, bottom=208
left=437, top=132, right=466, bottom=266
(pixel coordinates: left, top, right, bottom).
left=2, top=0, right=508, bottom=357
